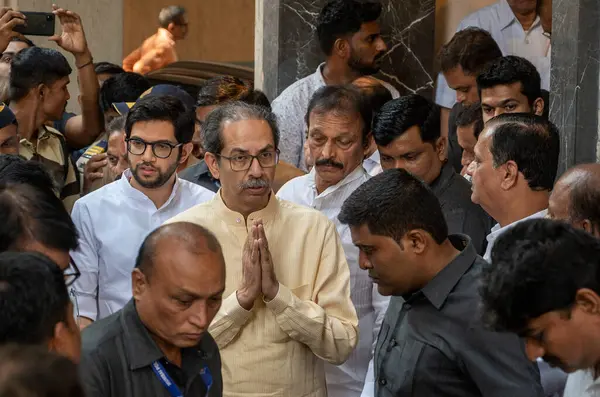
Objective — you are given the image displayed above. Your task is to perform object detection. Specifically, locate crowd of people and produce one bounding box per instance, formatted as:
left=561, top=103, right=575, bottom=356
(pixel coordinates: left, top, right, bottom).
left=0, top=1, right=598, bottom=397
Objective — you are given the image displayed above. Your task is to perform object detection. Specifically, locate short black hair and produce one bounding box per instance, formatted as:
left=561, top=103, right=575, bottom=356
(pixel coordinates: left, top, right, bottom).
left=354, top=78, right=393, bottom=119
left=100, top=72, right=151, bottom=113
left=0, top=345, right=84, bottom=397
left=0, top=251, right=71, bottom=345
left=10, top=47, right=72, bottom=102
left=456, top=102, right=484, bottom=139
left=125, top=95, right=195, bottom=144
left=195, top=77, right=271, bottom=110
left=477, top=56, right=542, bottom=106
left=0, top=154, right=55, bottom=192
left=93, top=61, right=125, bottom=77
left=317, top=0, right=382, bottom=56
left=487, top=113, right=559, bottom=191
left=158, top=6, right=186, bottom=28
left=480, top=218, right=600, bottom=333
left=203, top=101, right=279, bottom=155
left=439, top=27, right=503, bottom=75
left=135, top=222, right=223, bottom=280
left=373, top=94, right=441, bottom=147
left=305, top=85, right=372, bottom=147
left=339, top=168, right=448, bottom=244
left=0, top=183, right=78, bottom=253
left=10, top=36, right=35, bottom=48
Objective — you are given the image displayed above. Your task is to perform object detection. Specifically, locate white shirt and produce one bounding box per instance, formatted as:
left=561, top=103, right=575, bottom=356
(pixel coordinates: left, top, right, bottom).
left=277, top=166, right=390, bottom=397
left=363, top=151, right=383, bottom=177
left=564, top=370, right=600, bottom=397
left=435, top=0, right=551, bottom=109
left=71, top=169, right=215, bottom=320
left=272, top=63, right=399, bottom=170
left=484, top=209, right=548, bottom=261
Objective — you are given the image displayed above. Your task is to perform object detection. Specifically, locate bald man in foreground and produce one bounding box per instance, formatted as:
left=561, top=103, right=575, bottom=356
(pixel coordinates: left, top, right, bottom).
left=548, top=164, right=600, bottom=397
left=80, top=222, right=225, bottom=397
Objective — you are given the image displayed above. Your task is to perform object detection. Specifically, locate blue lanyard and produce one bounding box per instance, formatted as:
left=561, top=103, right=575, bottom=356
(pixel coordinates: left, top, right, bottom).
left=151, top=360, right=213, bottom=397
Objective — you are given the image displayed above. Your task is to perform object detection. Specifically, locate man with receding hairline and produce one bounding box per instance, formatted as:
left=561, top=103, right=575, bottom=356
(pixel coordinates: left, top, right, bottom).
left=80, top=222, right=224, bottom=397
left=548, top=164, right=600, bottom=238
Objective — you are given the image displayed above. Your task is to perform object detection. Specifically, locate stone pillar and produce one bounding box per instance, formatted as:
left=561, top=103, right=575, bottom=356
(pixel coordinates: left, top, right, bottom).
left=255, top=0, right=436, bottom=101
left=550, top=0, right=600, bottom=171
left=2, top=0, right=123, bottom=113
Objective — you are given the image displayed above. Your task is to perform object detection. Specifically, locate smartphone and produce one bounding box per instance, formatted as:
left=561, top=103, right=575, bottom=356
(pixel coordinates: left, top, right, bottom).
left=13, top=12, right=55, bottom=36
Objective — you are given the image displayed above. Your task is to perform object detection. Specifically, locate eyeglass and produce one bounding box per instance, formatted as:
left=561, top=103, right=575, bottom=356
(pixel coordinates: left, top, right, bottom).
left=217, top=150, right=280, bottom=172
left=64, top=257, right=81, bottom=287
left=126, top=138, right=182, bottom=159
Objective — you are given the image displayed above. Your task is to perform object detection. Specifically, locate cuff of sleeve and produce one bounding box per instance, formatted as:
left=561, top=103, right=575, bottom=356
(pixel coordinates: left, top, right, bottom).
left=75, top=294, right=98, bottom=322
left=265, top=283, right=293, bottom=315
left=221, top=292, right=253, bottom=325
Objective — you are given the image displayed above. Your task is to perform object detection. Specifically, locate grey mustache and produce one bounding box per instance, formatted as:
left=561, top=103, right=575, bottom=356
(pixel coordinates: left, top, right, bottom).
left=239, top=179, right=269, bottom=189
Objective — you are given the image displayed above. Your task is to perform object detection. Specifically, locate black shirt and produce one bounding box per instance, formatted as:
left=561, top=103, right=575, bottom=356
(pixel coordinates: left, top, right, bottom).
left=430, top=162, right=493, bottom=255
left=80, top=300, right=222, bottom=397
left=375, top=235, right=543, bottom=397
left=178, top=160, right=220, bottom=192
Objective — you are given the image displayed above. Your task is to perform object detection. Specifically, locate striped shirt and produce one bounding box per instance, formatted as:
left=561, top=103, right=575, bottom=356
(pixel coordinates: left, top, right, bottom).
left=19, top=125, right=80, bottom=213
left=277, top=165, right=390, bottom=397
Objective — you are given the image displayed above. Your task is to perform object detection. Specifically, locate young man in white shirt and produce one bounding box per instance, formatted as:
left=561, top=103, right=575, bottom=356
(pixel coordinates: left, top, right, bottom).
left=467, top=112, right=559, bottom=261
left=277, top=86, right=389, bottom=397
left=71, top=94, right=215, bottom=328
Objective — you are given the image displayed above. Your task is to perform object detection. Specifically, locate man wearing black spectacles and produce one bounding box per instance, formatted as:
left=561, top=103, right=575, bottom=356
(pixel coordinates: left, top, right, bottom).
left=70, top=95, right=214, bottom=329
left=167, top=101, right=359, bottom=397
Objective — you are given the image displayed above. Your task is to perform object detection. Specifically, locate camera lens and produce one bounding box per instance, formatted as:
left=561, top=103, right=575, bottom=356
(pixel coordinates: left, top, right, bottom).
left=46, top=15, right=52, bottom=21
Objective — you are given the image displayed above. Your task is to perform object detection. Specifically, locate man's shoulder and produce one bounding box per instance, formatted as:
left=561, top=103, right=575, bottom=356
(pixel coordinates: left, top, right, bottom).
left=165, top=198, right=216, bottom=225
left=276, top=196, right=333, bottom=227
left=459, top=1, right=502, bottom=29
left=276, top=173, right=312, bottom=201
left=74, top=179, right=122, bottom=209
left=178, top=178, right=216, bottom=201
left=81, top=311, right=125, bottom=359
left=272, top=72, right=321, bottom=110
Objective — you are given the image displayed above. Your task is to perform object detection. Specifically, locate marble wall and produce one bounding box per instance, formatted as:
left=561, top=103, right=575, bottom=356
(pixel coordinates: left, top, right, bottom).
left=256, top=0, right=436, bottom=101
left=549, top=0, right=600, bottom=171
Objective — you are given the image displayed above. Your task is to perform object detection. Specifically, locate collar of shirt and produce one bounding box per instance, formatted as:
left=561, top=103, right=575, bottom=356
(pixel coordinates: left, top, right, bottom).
left=314, top=62, right=327, bottom=86
left=119, top=168, right=181, bottom=210
left=489, top=208, right=548, bottom=237
left=19, top=125, right=53, bottom=152
left=409, top=234, right=477, bottom=310
left=212, top=189, right=280, bottom=226
left=429, top=161, right=456, bottom=197
left=498, top=0, right=542, bottom=31
left=307, top=164, right=368, bottom=200
left=119, top=300, right=216, bottom=371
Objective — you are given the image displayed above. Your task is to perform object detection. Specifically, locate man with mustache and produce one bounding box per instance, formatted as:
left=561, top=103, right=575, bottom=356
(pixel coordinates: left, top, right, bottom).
left=70, top=95, right=214, bottom=329
left=272, top=0, right=398, bottom=171
left=166, top=101, right=358, bottom=397
left=373, top=94, right=492, bottom=255
left=338, top=168, right=543, bottom=397
left=277, top=86, right=389, bottom=397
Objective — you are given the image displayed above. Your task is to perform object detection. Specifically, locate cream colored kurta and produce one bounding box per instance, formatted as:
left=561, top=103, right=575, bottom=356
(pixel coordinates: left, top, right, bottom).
left=166, top=192, right=358, bottom=397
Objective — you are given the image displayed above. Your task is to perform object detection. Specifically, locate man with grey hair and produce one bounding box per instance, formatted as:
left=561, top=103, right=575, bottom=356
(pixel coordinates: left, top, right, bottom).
left=123, top=5, right=188, bottom=74
left=167, top=101, right=359, bottom=397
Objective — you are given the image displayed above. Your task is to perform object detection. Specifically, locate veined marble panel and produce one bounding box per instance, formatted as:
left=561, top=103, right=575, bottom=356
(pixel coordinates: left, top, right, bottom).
left=271, top=0, right=436, bottom=98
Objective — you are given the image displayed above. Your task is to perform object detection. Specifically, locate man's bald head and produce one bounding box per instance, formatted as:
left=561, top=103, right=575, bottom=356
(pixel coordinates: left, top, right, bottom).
left=135, top=222, right=224, bottom=279
left=549, top=163, right=600, bottom=236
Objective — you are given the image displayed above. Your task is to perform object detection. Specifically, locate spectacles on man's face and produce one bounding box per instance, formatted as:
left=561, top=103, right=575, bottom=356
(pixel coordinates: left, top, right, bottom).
left=217, top=150, right=280, bottom=172
left=64, top=257, right=81, bottom=287
left=126, top=137, right=182, bottom=159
